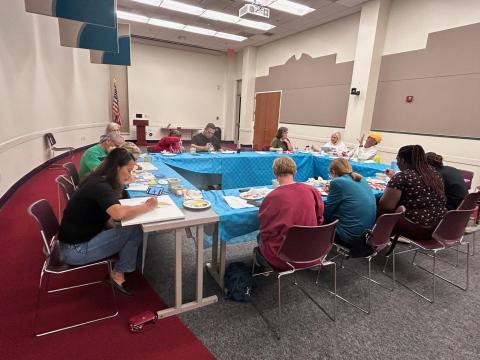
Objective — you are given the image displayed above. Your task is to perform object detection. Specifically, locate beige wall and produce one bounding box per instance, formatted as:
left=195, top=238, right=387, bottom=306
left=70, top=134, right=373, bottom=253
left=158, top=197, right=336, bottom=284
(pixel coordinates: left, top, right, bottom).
left=377, top=0, right=480, bottom=187
left=127, top=43, right=228, bottom=141
left=255, top=13, right=360, bottom=77
left=0, top=2, right=110, bottom=197
left=246, top=0, right=480, bottom=187
left=250, top=12, right=360, bottom=146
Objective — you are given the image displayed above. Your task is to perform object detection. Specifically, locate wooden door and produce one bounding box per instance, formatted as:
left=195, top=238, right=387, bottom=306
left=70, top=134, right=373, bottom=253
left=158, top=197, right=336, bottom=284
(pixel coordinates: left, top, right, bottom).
left=252, top=91, right=281, bottom=150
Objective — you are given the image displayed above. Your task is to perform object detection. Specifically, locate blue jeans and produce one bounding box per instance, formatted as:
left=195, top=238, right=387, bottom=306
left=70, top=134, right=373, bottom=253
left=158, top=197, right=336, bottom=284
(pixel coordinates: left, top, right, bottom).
left=60, top=225, right=143, bottom=273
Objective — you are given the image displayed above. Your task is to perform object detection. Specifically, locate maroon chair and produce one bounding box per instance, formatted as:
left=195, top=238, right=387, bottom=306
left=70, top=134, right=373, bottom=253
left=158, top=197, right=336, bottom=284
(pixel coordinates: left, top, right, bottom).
left=45, top=133, right=74, bottom=165
left=387, top=208, right=475, bottom=303
left=63, top=162, right=80, bottom=189
left=55, top=175, right=75, bottom=203
left=251, top=221, right=338, bottom=337
left=458, top=168, right=474, bottom=190
left=331, top=207, right=405, bottom=314
left=458, top=192, right=480, bottom=256
left=28, top=199, right=118, bottom=336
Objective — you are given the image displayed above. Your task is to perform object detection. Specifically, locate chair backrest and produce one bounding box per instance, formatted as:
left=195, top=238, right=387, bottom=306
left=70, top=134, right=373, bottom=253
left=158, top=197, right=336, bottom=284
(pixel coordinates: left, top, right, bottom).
left=432, top=208, right=477, bottom=247
left=277, top=220, right=338, bottom=265
left=55, top=175, right=75, bottom=202
left=457, top=192, right=480, bottom=211
left=458, top=168, right=474, bottom=190
left=45, top=133, right=56, bottom=147
left=63, top=162, right=80, bottom=188
left=367, top=206, right=406, bottom=252
left=27, top=199, right=59, bottom=256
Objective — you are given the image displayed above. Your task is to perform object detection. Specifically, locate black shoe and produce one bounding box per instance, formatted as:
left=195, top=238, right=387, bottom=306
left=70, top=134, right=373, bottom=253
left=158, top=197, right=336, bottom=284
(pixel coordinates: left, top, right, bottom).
left=104, top=275, right=133, bottom=296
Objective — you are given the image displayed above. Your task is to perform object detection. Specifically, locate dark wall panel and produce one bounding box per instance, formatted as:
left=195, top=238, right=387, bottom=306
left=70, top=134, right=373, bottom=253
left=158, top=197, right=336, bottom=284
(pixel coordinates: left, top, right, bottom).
left=373, top=22, right=480, bottom=138
left=255, top=54, right=353, bottom=127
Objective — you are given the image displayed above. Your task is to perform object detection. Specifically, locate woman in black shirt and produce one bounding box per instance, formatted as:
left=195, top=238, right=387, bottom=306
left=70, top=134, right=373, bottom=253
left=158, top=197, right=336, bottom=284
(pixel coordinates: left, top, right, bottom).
left=426, top=152, right=468, bottom=210
left=59, top=148, right=158, bottom=295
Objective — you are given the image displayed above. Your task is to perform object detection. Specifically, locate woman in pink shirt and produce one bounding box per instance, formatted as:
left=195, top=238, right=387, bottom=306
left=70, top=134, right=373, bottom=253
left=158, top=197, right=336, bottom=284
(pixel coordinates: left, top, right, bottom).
left=149, top=129, right=182, bottom=153
left=258, top=157, right=324, bottom=270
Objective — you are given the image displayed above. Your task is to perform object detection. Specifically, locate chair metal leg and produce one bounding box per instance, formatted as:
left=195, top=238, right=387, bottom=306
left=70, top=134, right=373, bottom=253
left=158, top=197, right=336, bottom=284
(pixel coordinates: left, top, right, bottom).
left=35, top=261, right=118, bottom=337
left=412, top=244, right=470, bottom=292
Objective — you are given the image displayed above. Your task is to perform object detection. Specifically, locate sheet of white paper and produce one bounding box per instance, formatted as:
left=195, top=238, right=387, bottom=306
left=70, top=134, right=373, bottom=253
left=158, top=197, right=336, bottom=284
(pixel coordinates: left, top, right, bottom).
left=139, top=163, right=158, bottom=171
left=119, top=196, right=184, bottom=226
left=223, top=196, right=254, bottom=209
left=127, top=184, right=149, bottom=192
left=255, top=151, right=269, bottom=154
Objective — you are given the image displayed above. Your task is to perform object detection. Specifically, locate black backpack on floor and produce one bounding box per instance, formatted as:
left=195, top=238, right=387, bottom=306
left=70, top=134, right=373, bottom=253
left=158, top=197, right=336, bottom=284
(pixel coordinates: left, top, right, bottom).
left=224, top=262, right=253, bottom=302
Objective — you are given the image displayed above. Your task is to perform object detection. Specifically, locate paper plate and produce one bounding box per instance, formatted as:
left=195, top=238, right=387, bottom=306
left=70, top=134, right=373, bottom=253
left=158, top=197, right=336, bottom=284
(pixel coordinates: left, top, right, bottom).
left=183, top=199, right=211, bottom=210
left=239, top=192, right=265, bottom=200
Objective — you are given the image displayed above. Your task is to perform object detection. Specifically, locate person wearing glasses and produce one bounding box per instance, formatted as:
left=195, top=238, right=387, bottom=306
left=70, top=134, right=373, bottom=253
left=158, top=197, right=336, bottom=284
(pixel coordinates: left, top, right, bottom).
left=79, top=133, right=125, bottom=181
left=190, top=123, right=221, bottom=152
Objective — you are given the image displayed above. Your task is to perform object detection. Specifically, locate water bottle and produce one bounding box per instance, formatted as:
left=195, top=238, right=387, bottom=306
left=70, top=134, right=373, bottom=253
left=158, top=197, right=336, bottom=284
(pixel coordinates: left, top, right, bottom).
left=390, top=160, right=399, bottom=172
left=144, top=153, right=150, bottom=163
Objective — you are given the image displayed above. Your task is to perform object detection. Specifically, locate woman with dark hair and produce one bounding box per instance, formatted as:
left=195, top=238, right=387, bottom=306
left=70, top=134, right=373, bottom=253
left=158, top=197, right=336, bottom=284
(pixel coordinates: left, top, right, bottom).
left=149, top=129, right=182, bottom=153
left=379, top=145, right=447, bottom=240
left=58, top=148, right=158, bottom=295
left=425, top=152, right=468, bottom=210
left=325, top=158, right=376, bottom=256
left=270, top=127, right=293, bottom=151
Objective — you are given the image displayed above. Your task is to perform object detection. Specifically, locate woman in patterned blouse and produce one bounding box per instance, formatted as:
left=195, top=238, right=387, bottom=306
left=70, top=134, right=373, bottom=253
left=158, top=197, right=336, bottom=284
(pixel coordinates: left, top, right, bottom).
left=378, top=145, right=447, bottom=240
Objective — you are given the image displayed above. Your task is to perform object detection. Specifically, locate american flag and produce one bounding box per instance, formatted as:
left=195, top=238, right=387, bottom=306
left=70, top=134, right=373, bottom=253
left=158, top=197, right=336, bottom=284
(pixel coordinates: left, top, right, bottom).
left=112, top=81, right=122, bottom=125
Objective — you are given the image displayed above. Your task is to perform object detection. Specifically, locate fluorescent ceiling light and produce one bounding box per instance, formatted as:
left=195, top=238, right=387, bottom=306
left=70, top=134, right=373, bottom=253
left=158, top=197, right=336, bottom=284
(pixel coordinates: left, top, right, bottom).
left=117, top=10, right=149, bottom=23
left=160, top=0, right=204, bottom=16
left=214, top=32, right=246, bottom=42
left=132, top=0, right=162, bottom=6
left=268, top=0, right=314, bottom=16
left=237, top=18, right=275, bottom=31
left=148, top=18, right=185, bottom=29
left=184, top=25, right=216, bottom=36
left=201, top=10, right=239, bottom=24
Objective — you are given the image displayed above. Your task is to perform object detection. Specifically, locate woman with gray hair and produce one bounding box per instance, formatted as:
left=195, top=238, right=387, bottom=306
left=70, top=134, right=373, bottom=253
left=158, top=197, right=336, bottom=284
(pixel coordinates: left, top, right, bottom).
left=105, top=122, right=121, bottom=135
left=312, top=131, right=347, bottom=155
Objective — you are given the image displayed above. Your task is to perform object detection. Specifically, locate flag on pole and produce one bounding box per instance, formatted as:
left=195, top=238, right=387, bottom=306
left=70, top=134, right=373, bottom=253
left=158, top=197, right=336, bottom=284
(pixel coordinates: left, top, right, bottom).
left=112, top=80, right=122, bottom=125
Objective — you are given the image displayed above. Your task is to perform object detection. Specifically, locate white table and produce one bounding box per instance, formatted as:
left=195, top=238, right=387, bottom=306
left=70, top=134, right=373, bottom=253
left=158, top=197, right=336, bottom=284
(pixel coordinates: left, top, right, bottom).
left=141, top=207, right=219, bottom=319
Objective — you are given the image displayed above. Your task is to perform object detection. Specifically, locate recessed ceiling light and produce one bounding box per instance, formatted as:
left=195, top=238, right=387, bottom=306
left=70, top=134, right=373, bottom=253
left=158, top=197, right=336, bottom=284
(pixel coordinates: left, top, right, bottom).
left=148, top=18, right=185, bottom=30
left=160, top=0, right=204, bottom=16
left=237, top=18, right=275, bottom=31
left=268, top=0, right=315, bottom=16
left=132, top=0, right=163, bottom=6
left=201, top=10, right=239, bottom=24
left=214, top=32, right=246, bottom=42
left=117, top=10, right=149, bottom=23
left=184, top=25, right=216, bottom=36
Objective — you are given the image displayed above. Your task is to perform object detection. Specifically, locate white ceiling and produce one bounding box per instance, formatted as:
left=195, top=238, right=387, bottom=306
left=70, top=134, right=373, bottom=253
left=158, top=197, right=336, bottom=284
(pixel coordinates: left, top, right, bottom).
left=117, top=0, right=368, bottom=53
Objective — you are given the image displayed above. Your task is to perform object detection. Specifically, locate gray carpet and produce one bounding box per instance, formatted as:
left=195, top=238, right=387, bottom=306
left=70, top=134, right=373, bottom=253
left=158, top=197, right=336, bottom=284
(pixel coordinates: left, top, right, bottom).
left=142, top=231, right=480, bottom=360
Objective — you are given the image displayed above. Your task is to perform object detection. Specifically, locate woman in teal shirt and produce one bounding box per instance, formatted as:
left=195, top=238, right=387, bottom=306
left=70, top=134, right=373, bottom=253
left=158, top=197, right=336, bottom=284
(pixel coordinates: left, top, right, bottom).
left=324, top=158, right=376, bottom=256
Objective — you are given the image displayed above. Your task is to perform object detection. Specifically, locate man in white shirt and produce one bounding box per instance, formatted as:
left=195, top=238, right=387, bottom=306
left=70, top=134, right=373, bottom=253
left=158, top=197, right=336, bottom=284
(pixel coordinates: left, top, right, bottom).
left=349, top=131, right=382, bottom=161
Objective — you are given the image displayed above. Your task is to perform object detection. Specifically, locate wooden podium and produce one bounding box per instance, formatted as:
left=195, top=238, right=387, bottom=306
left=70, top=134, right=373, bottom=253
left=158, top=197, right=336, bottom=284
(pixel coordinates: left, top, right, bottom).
left=133, top=119, right=149, bottom=146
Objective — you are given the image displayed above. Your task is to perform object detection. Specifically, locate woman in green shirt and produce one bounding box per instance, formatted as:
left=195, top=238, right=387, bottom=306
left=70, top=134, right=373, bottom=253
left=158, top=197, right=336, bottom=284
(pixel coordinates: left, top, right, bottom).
left=270, top=127, right=293, bottom=151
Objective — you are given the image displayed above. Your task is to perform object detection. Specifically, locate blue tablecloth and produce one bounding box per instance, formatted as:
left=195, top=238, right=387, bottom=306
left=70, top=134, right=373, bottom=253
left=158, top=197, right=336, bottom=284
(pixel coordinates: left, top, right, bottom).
left=203, top=185, right=384, bottom=244
left=151, top=152, right=315, bottom=189
left=312, top=155, right=389, bottom=179
left=128, top=154, right=387, bottom=247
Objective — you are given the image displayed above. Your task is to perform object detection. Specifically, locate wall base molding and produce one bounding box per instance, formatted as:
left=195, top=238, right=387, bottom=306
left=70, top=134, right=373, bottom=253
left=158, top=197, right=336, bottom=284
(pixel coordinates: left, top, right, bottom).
left=0, top=144, right=92, bottom=209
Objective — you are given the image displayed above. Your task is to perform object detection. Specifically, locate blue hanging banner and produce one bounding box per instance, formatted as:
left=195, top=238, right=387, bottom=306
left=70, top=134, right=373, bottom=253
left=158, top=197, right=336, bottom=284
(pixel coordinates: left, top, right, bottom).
left=90, top=23, right=131, bottom=66
left=58, top=18, right=119, bottom=52
left=25, top=0, right=117, bottom=28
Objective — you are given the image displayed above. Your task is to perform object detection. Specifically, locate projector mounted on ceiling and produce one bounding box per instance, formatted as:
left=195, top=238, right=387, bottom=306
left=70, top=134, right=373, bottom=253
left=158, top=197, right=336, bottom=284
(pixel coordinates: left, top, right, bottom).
left=239, top=1, right=270, bottom=19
